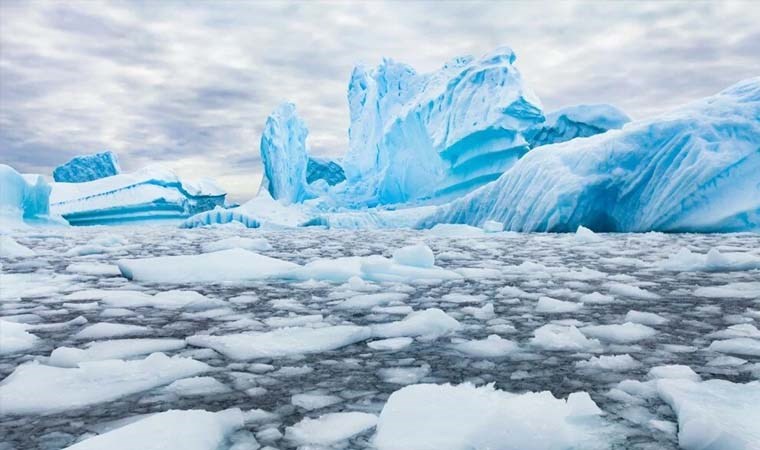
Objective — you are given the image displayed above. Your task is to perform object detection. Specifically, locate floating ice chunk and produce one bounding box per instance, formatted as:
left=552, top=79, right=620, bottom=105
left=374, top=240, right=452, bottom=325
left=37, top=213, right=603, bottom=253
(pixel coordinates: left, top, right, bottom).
left=579, top=292, right=614, bottom=304
left=426, top=224, right=485, bottom=237
left=186, top=325, right=372, bottom=360
left=657, top=247, right=760, bottom=272
left=708, top=338, right=760, bottom=357
left=201, top=237, right=272, bottom=253
left=378, top=366, right=430, bottom=385
left=452, top=334, right=519, bottom=358
left=49, top=338, right=186, bottom=367
left=263, top=314, right=323, bottom=328
left=163, top=376, right=231, bottom=396
left=440, top=293, right=486, bottom=304
left=567, top=391, right=605, bottom=417
left=657, top=379, right=760, bottom=450
left=117, top=248, right=299, bottom=283
left=0, top=319, right=39, bottom=355
left=482, top=220, right=504, bottom=233
left=694, top=282, right=760, bottom=299
left=530, top=324, right=601, bottom=351
left=374, top=383, right=611, bottom=450
left=535, top=296, right=583, bottom=313
left=291, top=392, right=342, bottom=411
left=367, top=337, right=413, bottom=351
left=74, top=322, right=151, bottom=340
left=648, top=365, right=701, bottom=382
left=709, top=324, right=760, bottom=339
left=285, top=412, right=377, bottom=446
left=624, top=310, right=668, bottom=326
left=338, top=293, right=408, bottom=310
left=462, top=303, right=496, bottom=320
left=63, top=408, right=243, bottom=450
left=605, top=282, right=661, bottom=300
left=392, top=243, right=435, bottom=268
left=706, top=356, right=747, bottom=367
left=363, top=255, right=463, bottom=282
left=576, top=354, right=641, bottom=371
left=0, top=236, right=35, bottom=258
left=371, top=308, right=462, bottom=339
left=580, top=322, right=657, bottom=344
left=575, top=226, right=603, bottom=243
left=65, top=262, right=121, bottom=276
left=0, top=353, right=209, bottom=415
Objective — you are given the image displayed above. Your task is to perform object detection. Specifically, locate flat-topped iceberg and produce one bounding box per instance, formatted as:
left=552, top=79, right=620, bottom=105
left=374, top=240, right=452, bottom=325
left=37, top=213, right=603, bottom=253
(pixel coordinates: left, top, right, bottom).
left=50, top=165, right=226, bottom=225
left=53, top=151, right=121, bottom=183
left=421, top=77, right=760, bottom=232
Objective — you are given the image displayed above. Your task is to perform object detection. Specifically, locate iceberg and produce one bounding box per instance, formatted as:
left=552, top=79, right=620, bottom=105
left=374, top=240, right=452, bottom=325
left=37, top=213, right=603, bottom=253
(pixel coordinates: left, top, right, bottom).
left=421, top=77, right=760, bottom=232
left=53, top=151, right=121, bottom=183
left=525, top=104, right=630, bottom=148
left=259, top=102, right=311, bottom=204
left=50, top=165, right=226, bottom=225
left=307, top=157, right=346, bottom=186
left=0, top=164, right=61, bottom=227
left=339, top=46, right=543, bottom=206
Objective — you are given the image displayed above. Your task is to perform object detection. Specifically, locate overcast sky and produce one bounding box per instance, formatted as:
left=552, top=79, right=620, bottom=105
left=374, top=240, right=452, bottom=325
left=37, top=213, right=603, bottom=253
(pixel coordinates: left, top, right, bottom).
left=1, top=1, right=758, bottom=201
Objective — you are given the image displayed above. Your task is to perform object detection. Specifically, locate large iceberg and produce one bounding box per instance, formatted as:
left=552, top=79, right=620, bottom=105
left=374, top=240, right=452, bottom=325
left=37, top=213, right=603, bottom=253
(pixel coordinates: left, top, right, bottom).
left=307, top=157, right=346, bottom=186
left=525, top=104, right=630, bottom=148
left=50, top=165, right=226, bottom=225
left=339, top=47, right=543, bottom=206
left=259, top=102, right=311, bottom=204
left=52, top=151, right=121, bottom=183
left=0, top=164, right=62, bottom=227
left=421, top=77, right=760, bottom=232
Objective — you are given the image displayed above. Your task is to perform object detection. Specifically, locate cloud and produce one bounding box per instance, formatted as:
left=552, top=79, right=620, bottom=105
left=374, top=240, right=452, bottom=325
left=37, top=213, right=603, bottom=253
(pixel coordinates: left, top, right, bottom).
left=1, top=0, right=758, bottom=201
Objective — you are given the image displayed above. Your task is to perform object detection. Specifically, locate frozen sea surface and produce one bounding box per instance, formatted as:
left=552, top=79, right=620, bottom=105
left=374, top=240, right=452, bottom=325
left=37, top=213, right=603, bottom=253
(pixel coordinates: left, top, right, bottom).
left=1, top=226, right=759, bottom=449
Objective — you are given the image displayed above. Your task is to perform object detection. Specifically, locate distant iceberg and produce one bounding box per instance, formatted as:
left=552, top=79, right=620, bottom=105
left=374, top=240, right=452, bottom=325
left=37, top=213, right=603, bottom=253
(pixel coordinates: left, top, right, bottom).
left=50, top=165, right=226, bottom=225
left=53, top=151, right=121, bottom=183
left=525, top=104, right=630, bottom=148
left=421, top=77, right=760, bottom=232
left=0, top=164, right=63, bottom=227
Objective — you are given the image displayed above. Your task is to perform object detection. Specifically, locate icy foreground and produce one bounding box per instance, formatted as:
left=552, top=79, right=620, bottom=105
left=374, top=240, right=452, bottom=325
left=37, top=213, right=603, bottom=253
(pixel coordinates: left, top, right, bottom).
left=423, top=77, right=760, bottom=232
left=2, top=226, right=760, bottom=449
left=50, top=165, right=227, bottom=225
left=53, top=151, right=121, bottom=183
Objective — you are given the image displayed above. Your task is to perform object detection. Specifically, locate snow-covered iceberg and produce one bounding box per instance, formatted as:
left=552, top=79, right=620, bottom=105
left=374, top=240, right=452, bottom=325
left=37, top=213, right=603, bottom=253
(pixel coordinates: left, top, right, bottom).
left=259, top=102, right=312, bottom=204
left=53, top=151, right=121, bottom=183
left=0, top=164, right=62, bottom=227
left=339, top=47, right=543, bottom=206
left=525, top=104, right=630, bottom=148
left=421, top=77, right=760, bottom=232
left=50, top=165, right=226, bottom=225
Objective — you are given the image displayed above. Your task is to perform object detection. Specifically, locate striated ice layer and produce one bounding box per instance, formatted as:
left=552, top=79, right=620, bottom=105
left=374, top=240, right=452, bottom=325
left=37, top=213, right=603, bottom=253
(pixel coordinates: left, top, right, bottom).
left=50, top=165, right=226, bottom=226
left=340, top=46, right=543, bottom=206
left=53, top=151, right=121, bottom=183
left=525, top=104, right=630, bottom=148
left=421, top=77, right=760, bottom=232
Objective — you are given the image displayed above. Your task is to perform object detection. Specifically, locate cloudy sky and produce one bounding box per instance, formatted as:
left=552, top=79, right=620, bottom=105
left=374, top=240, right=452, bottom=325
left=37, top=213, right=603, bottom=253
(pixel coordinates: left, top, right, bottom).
left=1, top=1, right=758, bottom=201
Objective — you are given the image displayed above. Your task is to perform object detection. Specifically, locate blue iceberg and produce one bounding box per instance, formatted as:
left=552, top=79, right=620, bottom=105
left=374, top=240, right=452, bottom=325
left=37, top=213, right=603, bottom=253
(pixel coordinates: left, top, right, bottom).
left=50, top=166, right=227, bottom=225
left=421, top=77, right=760, bottom=232
left=525, top=104, right=630, bottom=148
left=307, top=157, right=345, bottom=187
left=0, top=164, right=62, bottom=227
left=53, top=151, right=121, bottom=183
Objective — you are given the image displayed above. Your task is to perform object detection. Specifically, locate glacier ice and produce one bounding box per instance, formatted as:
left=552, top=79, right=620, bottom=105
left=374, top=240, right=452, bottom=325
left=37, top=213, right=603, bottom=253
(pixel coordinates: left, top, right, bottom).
left=422, top=77, right=760, bottom=232
left=340, top=46, right=543, bottom=206
left=0, top=164, right=60, bottom=227
left=307, top=156, right=346, bottom=186
left=259, top=102, right=311, bottom=204
left=53, top=151, right=121, bottom=183
left=525, top=104, right=630, bottom=148
left=50, top=165, right=226, bottom=225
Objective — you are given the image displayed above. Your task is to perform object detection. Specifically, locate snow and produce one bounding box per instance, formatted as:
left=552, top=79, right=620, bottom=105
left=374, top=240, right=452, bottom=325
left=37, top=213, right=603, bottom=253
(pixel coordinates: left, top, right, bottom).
left=0, top=319, right=39, bottom=355
left=0, top=235, right=35, bottom=257
left=200, top=236, right=272, bottom=253
left=63, top=408, right=243, bottom=450
left=452, top=334, right=520, bottom=357
left=259, top=103, right=311, bottom=204
left=657, top=247, right=760, bottom=272
left=0, top=353, right=209, bottom=415
left=657, top=379, right=760, bottom=450
left=340, top=46, right=543, bottom=206
left=49, top=338, right=186, bottom=367
left=525, top=104, right=630, bottom=148
left=422, top=77, right=760, bottom=232
left=0, top=164, right=58, bottom=226
left=580, top=322, right=657, bottom=344
left=285, top=412, right=377, bottom=446
left=53, top=151, right=121, bottom=183
left=50, top=165, right=226, bottom=225
left=374, top=383, right=610, bottom=450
